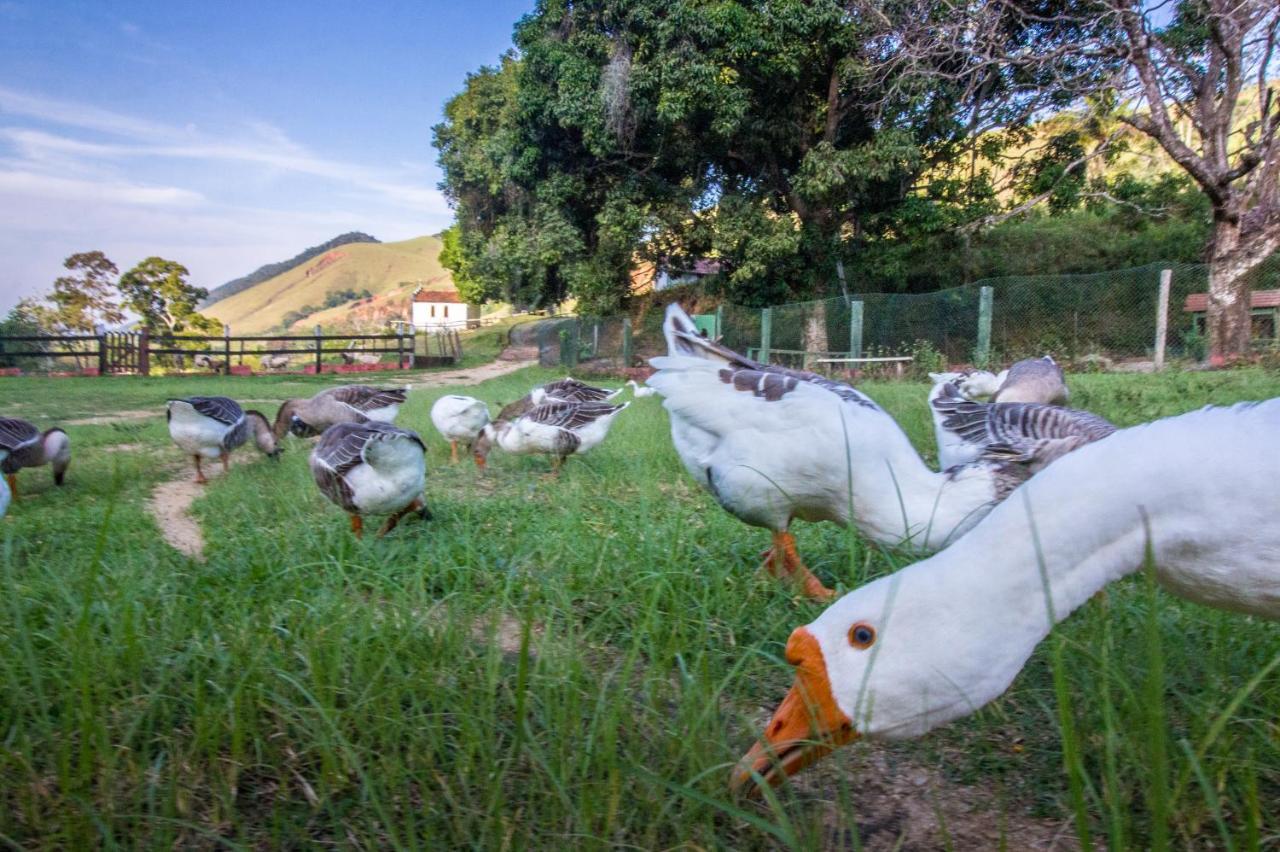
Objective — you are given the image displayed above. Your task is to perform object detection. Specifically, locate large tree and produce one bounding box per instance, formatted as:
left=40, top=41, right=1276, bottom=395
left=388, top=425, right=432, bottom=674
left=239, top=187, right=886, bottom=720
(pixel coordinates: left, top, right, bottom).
left=118, top=257, right=221, bottom=335
left=49, top=251, right=126, bottom=333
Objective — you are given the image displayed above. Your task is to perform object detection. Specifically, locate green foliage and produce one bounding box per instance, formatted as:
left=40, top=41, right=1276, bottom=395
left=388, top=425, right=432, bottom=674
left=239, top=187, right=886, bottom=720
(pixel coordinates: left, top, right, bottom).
left=118, top=256, right=221, bottom=335
left=47, top=251, right=125, bottom=332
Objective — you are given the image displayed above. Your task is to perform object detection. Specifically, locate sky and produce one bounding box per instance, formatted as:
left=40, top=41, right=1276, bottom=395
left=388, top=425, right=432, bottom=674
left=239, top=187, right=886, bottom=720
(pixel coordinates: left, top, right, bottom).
left=0, top=0, right=533, bottom=312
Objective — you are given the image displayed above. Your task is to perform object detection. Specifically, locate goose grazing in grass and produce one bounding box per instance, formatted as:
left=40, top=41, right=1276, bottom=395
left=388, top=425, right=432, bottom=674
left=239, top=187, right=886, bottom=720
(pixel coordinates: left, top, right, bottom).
left=272, top=385, right=408, bottom=439
left=310, top=421, right=429, bottom=537
left=732, top=399, right=1280, bottom=793
left=166, top=397, right=279, bottom=483
left=647, top=304, right=1106, bottom=600
left=475, top=400, right=629, bottom=473
left=927, top=380, right=1115, bottom=471
left=0, top=417, right=71, bottom=499
left=627, top=379, right=657, bottom=398
left=430, top=394, right=491, bottom=463
left=530, top=377, right=622, bottom=405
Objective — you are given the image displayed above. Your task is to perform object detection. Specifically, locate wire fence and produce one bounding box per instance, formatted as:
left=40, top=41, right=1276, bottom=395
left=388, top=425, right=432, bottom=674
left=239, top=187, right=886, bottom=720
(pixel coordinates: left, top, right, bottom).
left=538, top=258, right=1280, bottom=374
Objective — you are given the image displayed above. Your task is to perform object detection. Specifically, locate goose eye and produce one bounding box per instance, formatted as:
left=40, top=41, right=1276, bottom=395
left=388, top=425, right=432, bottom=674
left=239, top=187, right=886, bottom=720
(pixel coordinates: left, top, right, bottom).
left=848, top=623, right=876, bottom=649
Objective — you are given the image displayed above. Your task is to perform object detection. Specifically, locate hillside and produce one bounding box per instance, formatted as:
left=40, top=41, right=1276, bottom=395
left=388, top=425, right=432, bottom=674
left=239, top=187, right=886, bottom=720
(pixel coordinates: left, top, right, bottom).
left=203, top=232, right=380, bottom=306
left=204, top=235, right=453, bottom=334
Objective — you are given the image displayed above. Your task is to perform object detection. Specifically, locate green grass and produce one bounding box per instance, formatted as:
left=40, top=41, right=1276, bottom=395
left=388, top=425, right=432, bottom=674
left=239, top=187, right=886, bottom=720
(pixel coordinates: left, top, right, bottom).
left=1, top=367, right=1278, bottom=848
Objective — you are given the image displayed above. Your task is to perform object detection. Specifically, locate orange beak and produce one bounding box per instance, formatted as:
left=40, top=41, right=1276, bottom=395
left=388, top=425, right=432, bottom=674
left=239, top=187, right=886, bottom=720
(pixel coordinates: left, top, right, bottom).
left=730, top=627, right=858, bottom=795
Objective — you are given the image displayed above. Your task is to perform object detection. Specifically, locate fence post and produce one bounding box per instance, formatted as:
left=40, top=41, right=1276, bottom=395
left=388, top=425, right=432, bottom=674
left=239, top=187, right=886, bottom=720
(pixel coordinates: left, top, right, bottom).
left=760, top=307, right=773, bottom=363
left=975, top=286, right=994, bottom=367
left=849, top=300, right=864, bottom=359
left=97, top=326, right=107, bottom=376
left=223, top=325, right=232, bottom=375
left=622, top=316, right=633, bottom=366
left=1154, top=268, right=1172, bottom=370
left=314, top=324, right=323, bottom=374
left=397, top=328, right=406, bottom=369
left=139, top=328, right=150, bottom=376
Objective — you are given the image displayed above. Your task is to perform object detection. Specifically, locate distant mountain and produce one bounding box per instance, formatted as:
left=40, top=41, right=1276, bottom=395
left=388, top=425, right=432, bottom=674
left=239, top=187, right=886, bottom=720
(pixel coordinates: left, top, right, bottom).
left=202, top=234, right=454, bottom=334
left=202, top=231, right=381, bottom=307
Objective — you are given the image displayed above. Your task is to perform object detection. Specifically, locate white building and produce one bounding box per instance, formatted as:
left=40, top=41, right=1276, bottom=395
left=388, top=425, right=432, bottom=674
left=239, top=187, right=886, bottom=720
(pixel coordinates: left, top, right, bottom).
left=411, top=288, right=478, bottom=331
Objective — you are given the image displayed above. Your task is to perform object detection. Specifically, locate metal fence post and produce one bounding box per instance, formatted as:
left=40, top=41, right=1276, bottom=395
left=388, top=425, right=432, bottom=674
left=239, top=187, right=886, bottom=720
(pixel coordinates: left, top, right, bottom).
left=314, top=324, right=323, bottom=374
left=760, top=307, right=773, bottom=363
left=849, top=300, right=864, bottom=359
left=1154, top=268, right=1172, bottom=370
left=975, top=286, right=994, bottom=367
left=223, top=325, right=232, bottom=375
left=622, top=316, right=633, bottom=366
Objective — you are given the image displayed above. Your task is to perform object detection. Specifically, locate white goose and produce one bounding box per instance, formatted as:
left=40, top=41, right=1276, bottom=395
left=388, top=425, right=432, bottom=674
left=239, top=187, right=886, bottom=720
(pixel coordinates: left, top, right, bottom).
left=927, top=380, right=1114, bottom=471
left=166, top=396, right=280, bottom=483
left=627, top=379, right=658, bottom=398
left=476, top=400, right=629, bottom=473
left=310, top=421, right=429, bottom=537
left=429, top=394, right=491, bottom=463
left=648, top=304, right=1110, bottom=599
left=732, top=399, right=1280, bottom=792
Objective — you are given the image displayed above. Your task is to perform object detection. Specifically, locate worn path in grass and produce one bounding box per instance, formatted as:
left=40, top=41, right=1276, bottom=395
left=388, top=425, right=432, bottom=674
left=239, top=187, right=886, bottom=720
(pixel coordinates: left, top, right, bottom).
left=142, top=349, right=538, bottom=560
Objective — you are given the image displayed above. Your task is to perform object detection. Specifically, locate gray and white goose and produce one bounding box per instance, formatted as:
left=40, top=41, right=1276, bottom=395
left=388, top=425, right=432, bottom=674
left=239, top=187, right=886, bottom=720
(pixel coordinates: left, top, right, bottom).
left=647, top=304, right=1107, bottom=600
left=166, top=396, right=279, bottom=483
left=309, top=421, right=429, bottom=537
left=928, top=380, right=1115, bottom=472
left=0, top=417, right=70, bottom=499
left=476, top=399, right=629, bottom=473
left=273, top=385, right=408, bottom=439
left=530, top=377, right=623, bottom=405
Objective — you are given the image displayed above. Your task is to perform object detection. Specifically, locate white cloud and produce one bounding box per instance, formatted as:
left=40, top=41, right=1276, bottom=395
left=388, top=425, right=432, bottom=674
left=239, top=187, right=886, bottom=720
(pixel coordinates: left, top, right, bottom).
left=0, top=169, right=205, bottom=206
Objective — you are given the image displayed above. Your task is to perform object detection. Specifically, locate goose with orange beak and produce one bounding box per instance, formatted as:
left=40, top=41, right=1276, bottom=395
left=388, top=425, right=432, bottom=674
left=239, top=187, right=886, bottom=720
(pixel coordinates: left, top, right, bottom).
left=734, top=398, right=1280, bottom=793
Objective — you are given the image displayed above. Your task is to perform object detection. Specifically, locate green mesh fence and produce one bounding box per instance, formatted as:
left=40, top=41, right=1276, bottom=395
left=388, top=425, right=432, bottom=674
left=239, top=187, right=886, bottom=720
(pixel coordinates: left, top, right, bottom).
left=534, top=257, right=1280, bottom=372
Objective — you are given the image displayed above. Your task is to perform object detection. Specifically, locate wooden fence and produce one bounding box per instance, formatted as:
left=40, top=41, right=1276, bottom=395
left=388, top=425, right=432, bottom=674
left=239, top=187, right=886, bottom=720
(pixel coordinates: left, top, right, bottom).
left=0, top=325, right=432, bottom=376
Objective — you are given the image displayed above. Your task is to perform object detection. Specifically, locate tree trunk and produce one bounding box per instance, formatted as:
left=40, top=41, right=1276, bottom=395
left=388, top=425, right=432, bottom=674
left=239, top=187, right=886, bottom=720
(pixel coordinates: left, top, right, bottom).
left=1205, top=215, right=1254, bottom=364
left=803, top=301, right=829, bottom=369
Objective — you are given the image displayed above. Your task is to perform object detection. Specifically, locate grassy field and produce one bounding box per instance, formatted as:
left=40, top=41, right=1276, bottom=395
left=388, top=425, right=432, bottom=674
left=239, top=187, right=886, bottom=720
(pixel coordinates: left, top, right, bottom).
left=1, top=367, right=1278, bottom=849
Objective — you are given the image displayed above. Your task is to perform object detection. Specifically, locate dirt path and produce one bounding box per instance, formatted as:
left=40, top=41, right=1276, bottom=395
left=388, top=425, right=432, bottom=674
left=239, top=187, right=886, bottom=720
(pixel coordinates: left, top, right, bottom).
left=148, top=476, right=208, bottom=560
left=404, top=347, right=538, bottom=389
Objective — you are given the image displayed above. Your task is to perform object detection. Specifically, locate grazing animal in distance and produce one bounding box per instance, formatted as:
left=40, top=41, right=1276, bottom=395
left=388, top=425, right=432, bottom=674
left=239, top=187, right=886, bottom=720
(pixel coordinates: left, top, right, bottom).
left=310, top=421, right=429, bottom=538
left=193, top=353, right=226, bottom=373
left=647, top=303, right=1107, bottom=600
left=732, top=399, right=1280, bottom=793
left=430, top=395, right=491, bottom=463
left=273, top=385, right=408, bottom=439
left=260, top=353, right=291, bottom=371
left=0, top=417, right=71, bottom=499
left=166, top=397, right=279, bottom=483
left=340, top=351, right=381, bottom=366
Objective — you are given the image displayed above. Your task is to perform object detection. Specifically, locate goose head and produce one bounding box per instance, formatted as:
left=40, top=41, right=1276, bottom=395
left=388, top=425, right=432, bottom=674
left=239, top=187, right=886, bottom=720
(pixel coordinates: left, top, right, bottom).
left=472, top=423, right=499, bottom=469
left=732, top=570, right=1023, bottom=794
left=288, top=414, right=320, bottom=438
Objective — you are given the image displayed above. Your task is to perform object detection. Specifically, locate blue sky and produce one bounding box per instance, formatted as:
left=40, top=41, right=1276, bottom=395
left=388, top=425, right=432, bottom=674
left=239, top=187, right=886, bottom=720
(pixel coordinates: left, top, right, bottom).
left=0, top=0, right=532, bottom=311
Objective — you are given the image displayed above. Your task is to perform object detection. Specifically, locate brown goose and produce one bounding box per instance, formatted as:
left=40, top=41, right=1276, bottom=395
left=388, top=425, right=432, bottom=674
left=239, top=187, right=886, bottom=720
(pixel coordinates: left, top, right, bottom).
left=273, top=385, right=408, bottom=438
left=530, top=377, right=622, bottom=405
left=309, top=421, right=429, bottom=537
left=0, top=417, right=70, bottom=499
left=166, top=396, right=279, bottom=483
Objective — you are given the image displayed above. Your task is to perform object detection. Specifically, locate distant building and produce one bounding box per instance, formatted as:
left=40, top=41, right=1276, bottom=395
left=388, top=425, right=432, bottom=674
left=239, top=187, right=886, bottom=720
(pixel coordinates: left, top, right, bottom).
left=411, top=288, right=479, bottom=331
left=1184, top=289, right=1280, bottom=344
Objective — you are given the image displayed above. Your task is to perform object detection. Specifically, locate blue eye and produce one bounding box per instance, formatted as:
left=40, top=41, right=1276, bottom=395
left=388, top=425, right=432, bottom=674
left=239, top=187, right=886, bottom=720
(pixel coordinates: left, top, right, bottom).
left=849, top=623, right=876, bottom=648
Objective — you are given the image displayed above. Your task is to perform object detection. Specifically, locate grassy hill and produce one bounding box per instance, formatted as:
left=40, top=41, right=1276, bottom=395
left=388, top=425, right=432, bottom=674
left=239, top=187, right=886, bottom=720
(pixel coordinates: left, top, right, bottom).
left=204, top=235, right=453, bottom=334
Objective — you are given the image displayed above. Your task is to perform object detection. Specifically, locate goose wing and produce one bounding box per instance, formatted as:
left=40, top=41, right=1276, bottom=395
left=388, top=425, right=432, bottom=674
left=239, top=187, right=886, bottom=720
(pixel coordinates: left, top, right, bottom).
left=324, top=384, right=409, bottom=413
left=182, top=396, right=245, bottom=426
left=540, top=378, right=618, bottom=402
left=496, top=394, right=537, bottom=423
left=524, top=400, right=626, bottom=432
left=931, top=383, right=1116, bottom=472
left=0, top=417, right=40, bottom=454
left=310, top=422, right=424, bottom=510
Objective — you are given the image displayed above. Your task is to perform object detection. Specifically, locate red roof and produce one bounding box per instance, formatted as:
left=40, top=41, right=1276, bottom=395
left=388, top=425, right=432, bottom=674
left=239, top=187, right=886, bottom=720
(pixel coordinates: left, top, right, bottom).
left=1184, top=290, right=1280, bottom=312
left=412, top=289, right=462, bottom=303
